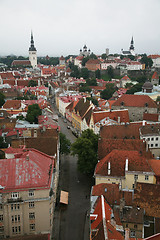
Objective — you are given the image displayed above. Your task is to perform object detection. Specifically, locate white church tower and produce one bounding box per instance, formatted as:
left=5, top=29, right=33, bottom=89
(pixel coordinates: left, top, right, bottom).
left=29, top=31, right=37, bottom=68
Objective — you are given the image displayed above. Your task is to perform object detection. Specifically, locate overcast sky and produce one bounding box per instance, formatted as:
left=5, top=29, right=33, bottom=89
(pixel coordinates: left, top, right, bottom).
left=0, top=0, right=160, bottom=57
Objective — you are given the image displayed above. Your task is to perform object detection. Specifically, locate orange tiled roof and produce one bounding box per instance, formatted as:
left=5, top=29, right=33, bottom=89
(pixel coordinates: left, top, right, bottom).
left=121, top=75, right=131, bottom=81
left=95, top=149, right=153, bottom=177
left=112, top=94, right=157, bottom=108
left=148, top=54, right=160, bottom=59
left=151, top=71, right=159, bottom=80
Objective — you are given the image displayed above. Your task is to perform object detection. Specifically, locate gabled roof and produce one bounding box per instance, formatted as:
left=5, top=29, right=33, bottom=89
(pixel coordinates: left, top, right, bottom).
left=83, top=107, right=92, bottom=125
left=74, top=98, right=92, bottom=118
left=0, top=148, right=54, bottom=191
left=151, top=71, right=159, bottom=80
left=148, top=54, right=160, bottom=59
left=91, top=195, right=124, bottom=240
left=121, top=75, right=131, bottom=81
left=112, top=94, right=157, bottom=108
left=86, top=59, right=100, bottom=65
left=93, top=109, right=129, bottom=124
left=95, top=149, right=153, bottom=177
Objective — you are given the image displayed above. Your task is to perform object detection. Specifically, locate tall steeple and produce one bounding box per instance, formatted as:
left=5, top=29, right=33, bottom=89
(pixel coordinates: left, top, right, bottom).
left=129, top=36, right=134, bottom=51
left=29, top=31, right=36, bottom=51
left=29, top=31, right=37, bottom=69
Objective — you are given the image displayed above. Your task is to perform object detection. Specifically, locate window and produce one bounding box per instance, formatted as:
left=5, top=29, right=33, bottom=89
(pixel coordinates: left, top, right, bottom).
left=134, top=175, right=138, bottom=180
left=147, top=138, right=150, bottom=141
left=11, top=192, right=19, bottom=199
left=126, top=224, right=128, bottom=227
left=145, top=175, right=149, bottom=181
left=0, top=215, right=3, bottom=222
left=11, top=204, right=20, bottom=211
left=12, top=226, right=21, bottom=234
left=0, top=204, right=2, bottom=210
left=29, top=190, right=34, bottom=197
left=0, top=226, right=4, bottom=233
left=156, top=137, right=158, bottom=141
left=155, top=144, right=158, bottom=147
left=134, top=224, right=137, bottom=229
left=30, top=224, right=35, bottom=231
left=132, top=184, right=135, bottom=189
left=151, top=144, right=153, bottom=147
left=131, top=230, right=136, bottom=237
left=151, top=137, right=154, bottom=141
left=11, top=215, right=20, bottom=223
left=29, top=201, right=35, bottom=208
left=29, top=212, right=35, bottom=219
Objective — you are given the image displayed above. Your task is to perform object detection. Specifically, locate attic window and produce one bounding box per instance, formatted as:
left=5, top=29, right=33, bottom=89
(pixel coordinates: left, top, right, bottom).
left=145, top=103, right=148, bottom=107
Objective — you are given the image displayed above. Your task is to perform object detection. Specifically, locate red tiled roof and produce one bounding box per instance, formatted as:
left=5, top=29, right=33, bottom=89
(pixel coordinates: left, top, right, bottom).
left=145, top=233, right=160, bottom=240
left=151, top=71, right=159, bottom=80
left=148, top=159, right=160, bottom=176
left=112, top=94, right=157, bottom=108
left=0, top=72, right=15, bottom=80
left=100, top=122, right=143, bottom=140
left=98, top=138, right=151, bottom=160
left=148, top=55, right=160, bottom=59
left=92, top=183, right=120, bottom=205
left=121, top=75, right=131, bottom=81
left=86, top=59, right=100, bottom=64
left=95, top=149, right=153, bottom=177
left=12, top=60, right=31, bottom=66
left=0, top=148, right=54, bottom=191
left=143, top=112, right=159, bottom=122
left=3, top=100, right=21, bottom=109
left=93, top=109, right=129, bottom=124
left=134, top=182, right=160, bottom=218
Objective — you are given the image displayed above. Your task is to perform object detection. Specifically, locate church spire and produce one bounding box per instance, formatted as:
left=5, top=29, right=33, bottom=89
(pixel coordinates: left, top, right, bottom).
left=29, top=31, right=36, bottom=51
left=129, top=36, right=134, bottom=50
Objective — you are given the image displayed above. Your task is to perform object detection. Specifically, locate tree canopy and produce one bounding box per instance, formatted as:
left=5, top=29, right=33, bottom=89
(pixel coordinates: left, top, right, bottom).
left=71, top=129, right=98, bottom=175
left=126, top=82, right=143, bottom=94
left=59, top=132, right=71, bottom=155
left=140, top=55, right=153, bottom=69
left=26, top=104, right=42, bottom=124
left=0, top=92, right=5, bottom=107
left=100, top=83, right=115, bottom=100
left=28, top=80, right=38, bottom=87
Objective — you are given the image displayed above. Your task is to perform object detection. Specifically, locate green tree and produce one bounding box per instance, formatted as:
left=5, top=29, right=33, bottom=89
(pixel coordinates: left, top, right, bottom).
left=59, top=132, right=71, bottom=155
left=140, top=55, right=153, bottom=69
left=126, top=82, right=143, bottom=94
left=101, top=53, right=107, bottom=60
left=71, top=129, right=98, bottom=174
left=100, top=83, right=115, bottom=100
left=156, top=96, right=160, bottom=102
left=70, top=65, right=80, bottom=78
left=0, top=92, right=5, bottom=107
left=26, top=104, right=42, bottom=124
left=79, top=85, right=91, bottom=93
left=82, top=56, right=90, bottom=67
left=95, top=69, right=101, bottom=79
left=86, top=78, right=97, bottom=86
left=80, top=68, right=89, bottom=79
left=90, top=53, right=97, bottom=59
left=0, top=136, right=8, bottom=148
left=86, top=97, right=99, bottom=106
left=28, top=80, right=37, bottom=87
left=107, top=66, right=114, bottom=79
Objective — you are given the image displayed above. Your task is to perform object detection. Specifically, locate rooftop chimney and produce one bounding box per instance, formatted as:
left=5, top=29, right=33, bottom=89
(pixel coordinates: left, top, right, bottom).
left=125, top=158, right=128, bottom=171
left=108, top=161, right=111, bottom=175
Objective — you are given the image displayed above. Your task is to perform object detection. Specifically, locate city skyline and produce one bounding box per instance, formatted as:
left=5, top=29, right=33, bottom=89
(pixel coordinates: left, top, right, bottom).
left=0, top=0, right=160, bottom=57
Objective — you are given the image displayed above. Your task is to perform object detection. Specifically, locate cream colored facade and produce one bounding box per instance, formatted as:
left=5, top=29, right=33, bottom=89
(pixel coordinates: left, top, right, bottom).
left=0, top=188, right=54, bottom=238
left=95, top=171, right=156, bottom=190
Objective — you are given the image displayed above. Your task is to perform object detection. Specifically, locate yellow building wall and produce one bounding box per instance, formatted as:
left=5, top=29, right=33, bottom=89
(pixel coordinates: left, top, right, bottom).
left=96, top=172, right=156, bottom=190
left=72, top=113, right=81, bottom=131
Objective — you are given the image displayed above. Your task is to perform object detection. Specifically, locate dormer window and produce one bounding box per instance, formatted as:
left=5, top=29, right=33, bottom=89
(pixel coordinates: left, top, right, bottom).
left=145, top=103, right=148, bottom=107
left=11, top=192, right=19, bottom=199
